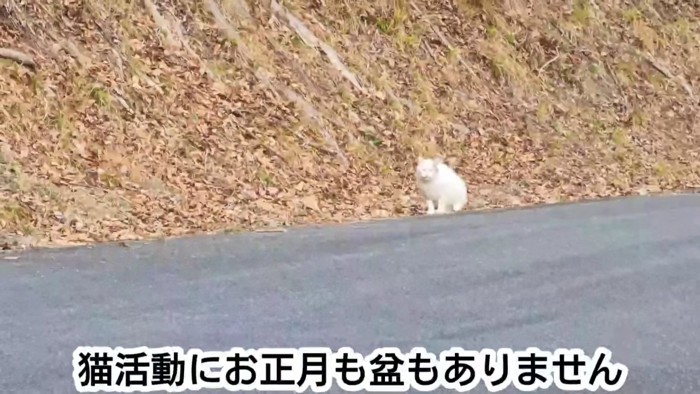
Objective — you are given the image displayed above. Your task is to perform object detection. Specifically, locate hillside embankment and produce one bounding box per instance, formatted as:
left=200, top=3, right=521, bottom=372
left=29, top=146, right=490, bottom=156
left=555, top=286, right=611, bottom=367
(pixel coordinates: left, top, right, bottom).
left=1, top=0, right=698, bottom=249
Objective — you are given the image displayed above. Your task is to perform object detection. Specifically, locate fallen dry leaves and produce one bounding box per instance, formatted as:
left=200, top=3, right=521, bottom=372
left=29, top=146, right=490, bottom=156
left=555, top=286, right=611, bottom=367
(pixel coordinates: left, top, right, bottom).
left=0, top=0, right=699, bottom=250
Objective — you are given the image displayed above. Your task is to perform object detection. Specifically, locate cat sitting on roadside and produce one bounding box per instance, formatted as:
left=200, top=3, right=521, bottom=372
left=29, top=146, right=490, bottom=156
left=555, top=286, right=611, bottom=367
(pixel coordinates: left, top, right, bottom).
left=415, top=156, right=468, bottom=215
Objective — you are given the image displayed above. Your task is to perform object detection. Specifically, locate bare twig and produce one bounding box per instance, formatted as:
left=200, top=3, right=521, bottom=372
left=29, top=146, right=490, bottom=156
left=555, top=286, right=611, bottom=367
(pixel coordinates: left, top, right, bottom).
left=640, top=51, right=694, bottom=99
left=62, top=40, right=90, bottom=67
left=422, top=40, right=438, bottom=63
left=0, top=47, right=36, bottom=69
left=537, top=50, right=560, bottom=74
left=222, top=0, right=253, bottom=24
left=206, top=0, right=243, bottom=44
left=252, top=67, right=284, bottom=103
left=409, top=1, right=478, bottom=82
left=43, top=28, right=92, bottom=67
left=142, top=0, right=180, bottom=49
left=205, top=0, right=260, bottom=70
left=434, top=26, right=478, bottom=80
left=282, top=87, right=350, bottom=168
left=269, top=0, right=365, bottom=94
left=263, top=34, right=325, bottom=96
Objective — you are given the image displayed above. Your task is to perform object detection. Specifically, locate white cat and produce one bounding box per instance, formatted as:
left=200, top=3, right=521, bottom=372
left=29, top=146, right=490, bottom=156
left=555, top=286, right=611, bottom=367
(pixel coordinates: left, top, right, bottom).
left=415, top=156, right=468, bottom=215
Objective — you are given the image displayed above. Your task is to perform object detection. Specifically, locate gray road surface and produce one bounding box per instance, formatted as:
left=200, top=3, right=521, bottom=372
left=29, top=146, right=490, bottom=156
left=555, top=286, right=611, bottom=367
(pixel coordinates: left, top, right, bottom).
left=1, top=194, right=699, bottom=393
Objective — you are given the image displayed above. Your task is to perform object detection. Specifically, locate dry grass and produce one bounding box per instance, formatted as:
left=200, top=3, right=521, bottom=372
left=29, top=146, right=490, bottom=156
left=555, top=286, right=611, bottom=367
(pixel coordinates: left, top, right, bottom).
left=0, top=0, right=699, bottom=250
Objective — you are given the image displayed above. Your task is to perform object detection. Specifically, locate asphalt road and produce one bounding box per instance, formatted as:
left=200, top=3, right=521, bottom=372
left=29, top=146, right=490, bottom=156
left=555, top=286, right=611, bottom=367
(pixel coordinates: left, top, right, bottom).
left=1, top=194, right=699, bottom=393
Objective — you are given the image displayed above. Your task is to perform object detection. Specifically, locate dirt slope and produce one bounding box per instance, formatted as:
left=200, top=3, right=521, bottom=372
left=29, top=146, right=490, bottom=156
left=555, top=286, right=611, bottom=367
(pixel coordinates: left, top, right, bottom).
left=1, top=0, right=698, bottom=249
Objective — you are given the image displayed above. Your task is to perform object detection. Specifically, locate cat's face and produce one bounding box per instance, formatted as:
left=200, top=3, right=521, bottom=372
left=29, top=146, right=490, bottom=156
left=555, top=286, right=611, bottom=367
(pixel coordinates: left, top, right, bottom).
left=416, top=158, right=439, bottom=181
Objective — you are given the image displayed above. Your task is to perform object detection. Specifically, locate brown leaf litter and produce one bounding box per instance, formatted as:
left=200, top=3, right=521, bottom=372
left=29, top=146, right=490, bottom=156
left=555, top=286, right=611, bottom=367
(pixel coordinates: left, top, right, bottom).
left=0, top=0, right=699, bottom=251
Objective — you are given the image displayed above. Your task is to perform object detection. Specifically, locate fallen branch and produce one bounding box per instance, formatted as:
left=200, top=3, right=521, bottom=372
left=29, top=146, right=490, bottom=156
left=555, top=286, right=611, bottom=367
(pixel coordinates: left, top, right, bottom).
left=62, top=40, right=91, bottom=67
left=641, top=51, right=694, bottom=99
left=421, top=40, right=438, bottom=63
left=206, top=0, right=243, bottom=45
left=222, top=0, right=253, bottom=24
left=142, top=0, right=180, bottom=49
left=42, top=27, right=91, bottom=68
left=206, top=0, right=262, bottom=72
left=0, top=48, right=36, bottom=69
left=537, top=50, right=560, bottom=74
left=269, top=0, right=365, bottom=94
left=409, top=1, right=478, bottom=81
left=282, top=87, right=350, bottom=168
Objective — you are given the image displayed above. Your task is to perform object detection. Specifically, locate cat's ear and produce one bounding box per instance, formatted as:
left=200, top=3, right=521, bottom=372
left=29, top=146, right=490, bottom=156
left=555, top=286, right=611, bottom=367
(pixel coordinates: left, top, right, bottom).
left=433, top=156, right=444, bottom=165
